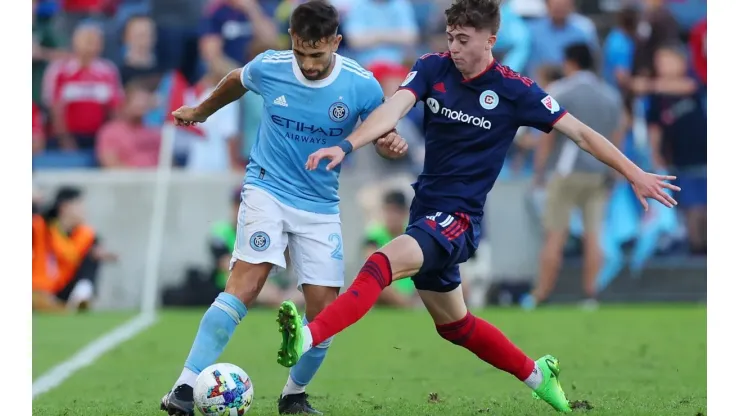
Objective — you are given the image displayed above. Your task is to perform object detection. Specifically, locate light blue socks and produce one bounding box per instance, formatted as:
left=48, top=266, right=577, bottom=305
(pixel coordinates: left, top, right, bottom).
left=282, top=316, right=333, bottom=396
left=177, top=292, right=248, bottom=387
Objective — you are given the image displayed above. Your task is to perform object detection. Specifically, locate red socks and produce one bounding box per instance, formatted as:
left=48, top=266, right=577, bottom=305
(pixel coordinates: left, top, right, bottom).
left=307, top=253, right=534, bottom=382
left=307, top=252, right=392, bottom=345
left=436, top=312, right=535, bottom=381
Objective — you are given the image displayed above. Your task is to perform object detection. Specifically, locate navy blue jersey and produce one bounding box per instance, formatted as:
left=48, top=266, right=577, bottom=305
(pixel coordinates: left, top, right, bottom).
left=398, top=52, right=568, bottom=217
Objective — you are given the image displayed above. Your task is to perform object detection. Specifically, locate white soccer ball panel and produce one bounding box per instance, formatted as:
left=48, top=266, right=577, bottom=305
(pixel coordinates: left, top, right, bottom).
left=194, top=363, right=254, bottom=415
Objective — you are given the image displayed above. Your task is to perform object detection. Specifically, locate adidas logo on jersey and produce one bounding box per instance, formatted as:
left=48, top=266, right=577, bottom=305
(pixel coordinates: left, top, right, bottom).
left=273, top=95, right=288, bottom=107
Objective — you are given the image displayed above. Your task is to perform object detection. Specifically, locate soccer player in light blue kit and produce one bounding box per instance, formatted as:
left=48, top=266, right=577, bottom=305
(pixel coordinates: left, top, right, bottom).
left=160, top=2, right=408, bottom=415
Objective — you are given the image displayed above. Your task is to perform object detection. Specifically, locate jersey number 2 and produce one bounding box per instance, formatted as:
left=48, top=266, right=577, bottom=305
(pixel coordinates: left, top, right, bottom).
left=329, top=233, right=343, bottom=261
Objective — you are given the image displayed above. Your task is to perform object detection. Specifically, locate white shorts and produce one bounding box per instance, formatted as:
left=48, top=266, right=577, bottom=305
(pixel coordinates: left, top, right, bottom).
left=230, top=185, right=345, bottom=289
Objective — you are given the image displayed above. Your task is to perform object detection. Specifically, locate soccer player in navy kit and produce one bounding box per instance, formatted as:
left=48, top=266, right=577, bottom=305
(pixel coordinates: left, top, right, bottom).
left=276, top=0, right=680, bottom=412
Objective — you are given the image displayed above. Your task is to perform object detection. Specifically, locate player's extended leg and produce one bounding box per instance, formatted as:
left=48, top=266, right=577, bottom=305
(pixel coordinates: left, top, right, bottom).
left=277, top=219, right=344, bottom=415
left=418, top=285, right=571, bottom=413
left=276, top=234, right=422, bottom=367
left=278, top=285, right=338, bottom=415
left=160, top=260, right=273, bottom=416
left=162, top=186, right=288, bottom=416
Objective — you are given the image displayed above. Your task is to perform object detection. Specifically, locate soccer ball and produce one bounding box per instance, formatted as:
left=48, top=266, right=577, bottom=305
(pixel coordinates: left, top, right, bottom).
left=194, top=363, right=254, bottom=415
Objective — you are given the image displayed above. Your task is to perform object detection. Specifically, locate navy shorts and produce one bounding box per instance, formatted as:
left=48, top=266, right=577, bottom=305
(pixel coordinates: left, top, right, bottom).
left=405, top=211, right=482, bottom=292
left=676, top=170, right=707, bottom=208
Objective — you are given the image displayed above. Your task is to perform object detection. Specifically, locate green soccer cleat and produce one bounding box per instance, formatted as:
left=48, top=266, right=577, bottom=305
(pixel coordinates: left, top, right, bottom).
left=531, top=355, right=572, bottom=413
left=276, top=301, right=304, bottom=368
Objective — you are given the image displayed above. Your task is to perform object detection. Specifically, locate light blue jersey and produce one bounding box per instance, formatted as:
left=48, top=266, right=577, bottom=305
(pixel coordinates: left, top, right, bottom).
left=240, top=49, right=384, bottom=214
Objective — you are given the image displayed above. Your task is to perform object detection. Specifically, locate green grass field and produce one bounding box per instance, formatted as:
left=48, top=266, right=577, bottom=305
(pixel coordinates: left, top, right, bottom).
left=32, top=305, right=707, bottom=416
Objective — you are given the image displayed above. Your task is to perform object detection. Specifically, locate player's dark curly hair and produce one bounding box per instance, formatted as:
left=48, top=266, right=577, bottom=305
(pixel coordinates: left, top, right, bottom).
left=290, top=0, right=340, bottom=47
left=445, top=0, right=502, bottom=35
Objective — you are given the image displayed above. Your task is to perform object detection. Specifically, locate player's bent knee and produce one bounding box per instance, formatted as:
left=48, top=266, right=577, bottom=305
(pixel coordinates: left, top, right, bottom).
left=303, top=284, right=340, bottom=320
left=377, top=234, right=424, bottom=280
left=224, top=260, right=273, bottom=306
left=435, top=311, right=474, bottom=345
left=419, top=286, right=468, bottom=325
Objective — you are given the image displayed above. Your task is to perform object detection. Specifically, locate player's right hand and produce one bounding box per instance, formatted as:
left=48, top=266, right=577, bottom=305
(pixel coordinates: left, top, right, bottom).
left=306, top=146, right=345, bottom=171
left=172, top=106, right=207, bottom=126
left=629, top=171, right=681, bottom=210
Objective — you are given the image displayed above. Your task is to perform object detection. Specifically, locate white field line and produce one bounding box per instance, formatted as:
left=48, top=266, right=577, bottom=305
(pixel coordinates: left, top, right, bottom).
left=32, top=312, right=158, bottom=399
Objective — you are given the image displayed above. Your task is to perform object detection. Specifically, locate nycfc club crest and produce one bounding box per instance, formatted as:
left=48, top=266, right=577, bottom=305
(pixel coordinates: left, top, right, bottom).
left=329, top=102, right=350, bottom=122
left=250, top=231, right=270, bottom=252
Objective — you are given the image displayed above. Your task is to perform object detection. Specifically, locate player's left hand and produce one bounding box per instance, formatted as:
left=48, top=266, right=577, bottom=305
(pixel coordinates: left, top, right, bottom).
left=375, top=131, right=408, bottom=159
left=629, top=171, right=681, bottom=210
left=306, top=146, right=345, bottom=171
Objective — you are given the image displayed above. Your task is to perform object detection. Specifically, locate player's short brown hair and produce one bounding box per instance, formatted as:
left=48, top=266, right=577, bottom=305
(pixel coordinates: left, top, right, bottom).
left=445, top=0, right=502, bottom=35
left=290, top=0, right=340, bottom=48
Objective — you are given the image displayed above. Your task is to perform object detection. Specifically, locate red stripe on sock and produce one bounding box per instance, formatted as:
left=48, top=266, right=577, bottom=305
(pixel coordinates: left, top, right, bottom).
left=307, top=252, right=392, bottom=345
left=436, top=312, right=535, bottom=381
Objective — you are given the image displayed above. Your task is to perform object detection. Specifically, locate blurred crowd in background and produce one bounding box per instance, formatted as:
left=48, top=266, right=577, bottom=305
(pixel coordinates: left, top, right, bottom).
left=32, top=0, right=707, bottom=312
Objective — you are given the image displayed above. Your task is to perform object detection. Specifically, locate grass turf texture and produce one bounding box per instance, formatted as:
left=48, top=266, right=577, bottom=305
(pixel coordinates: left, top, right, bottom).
left=32, top=305, right=706, bottom=416
left=32, top=311, right=135, bottom=379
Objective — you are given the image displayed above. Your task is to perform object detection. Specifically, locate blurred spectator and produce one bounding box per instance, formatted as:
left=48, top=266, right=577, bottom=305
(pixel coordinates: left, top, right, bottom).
left=536, top=64, right=564, bottom=93
left=118, top=15, right=162, bottom=87
left=33, top=0, right=67, bottom=105
left=151, top=0, right=210, bottom=83
left=510, top=0, right=547, bottom=18
left=239, top=43, right=268, bottom=164
left=507, top=64, right=564, bottom=177
left=209, top=188, right=303, bottom=307
left=526, top=0, right=599, bottom=76
left=494, top=0, right=532, bottom=73
left=32, top=186, right=117, bottom=313
left=526, top=43, right=622, bottom=309
left=646, top=44, right=706, bottom=255
left=363, top=190, right=418, bottom=308
left=602, top=5, right=639, bottom=92
left=199, top=0, right=279, bottom=76
left=688, top=17, right=707, bottom=86
left=33, top=104, right=47, bottom=155
left=631, top=0, right=681, bottom=78
left=185, top=65, right=242, bottom=172
left=343, top=0, right=420, bottom=67
left=32, top=186, right=44, bottom=216
left=55, top=0, right=108, bottom=44
left=274, top=0, right=299, bottom=49
left=42, top=23, right=123, bottom=151
left=424, top=4, right=449, bottom=54
left=664, top=0, right=707, bottom=33
left=95, top=81, right=161, bottom=168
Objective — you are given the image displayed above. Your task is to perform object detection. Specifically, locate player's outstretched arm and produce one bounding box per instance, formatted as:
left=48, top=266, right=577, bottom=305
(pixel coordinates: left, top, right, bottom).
left=196, top=69, right=248, bottom=119
left=553, top=113, right=681, bottom=210
left=172, top=68, right=248, bottom=126
left=306, top=89, right=416, bottom=170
